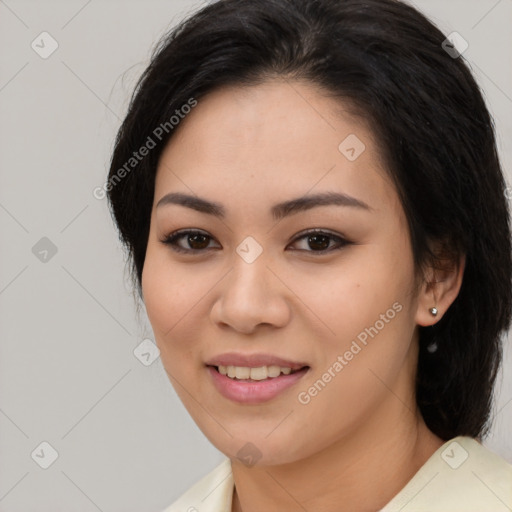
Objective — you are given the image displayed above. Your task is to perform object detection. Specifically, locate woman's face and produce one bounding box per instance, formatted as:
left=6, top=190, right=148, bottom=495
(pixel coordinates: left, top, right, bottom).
left=142, top=80, right=425, bottom=465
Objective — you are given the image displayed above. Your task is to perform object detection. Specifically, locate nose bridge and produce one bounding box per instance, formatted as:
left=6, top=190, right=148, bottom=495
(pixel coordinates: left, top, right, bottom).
left=228, top=241, right=271, bottom=299
left=211, top=241, right=290, bottom=332
left=227, top=233, right=269, bottom=286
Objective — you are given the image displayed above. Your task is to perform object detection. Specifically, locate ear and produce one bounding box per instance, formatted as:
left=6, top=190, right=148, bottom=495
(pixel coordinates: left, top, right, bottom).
left=415, top=244, right=466, bottom=327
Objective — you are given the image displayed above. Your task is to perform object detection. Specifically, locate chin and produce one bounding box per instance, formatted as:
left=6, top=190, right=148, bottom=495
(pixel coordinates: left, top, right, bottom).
left=208, top=432, right=309, bottom=468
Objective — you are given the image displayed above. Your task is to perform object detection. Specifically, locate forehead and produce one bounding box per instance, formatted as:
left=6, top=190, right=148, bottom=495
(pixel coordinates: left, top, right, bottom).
left=154, top=80, right=394, bottom=214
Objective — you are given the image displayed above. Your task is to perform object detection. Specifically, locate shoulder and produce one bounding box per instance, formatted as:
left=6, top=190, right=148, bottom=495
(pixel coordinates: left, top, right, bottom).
left=160, top=458, right=234, bottom=512
left=381, top=436, right=512, bottom=512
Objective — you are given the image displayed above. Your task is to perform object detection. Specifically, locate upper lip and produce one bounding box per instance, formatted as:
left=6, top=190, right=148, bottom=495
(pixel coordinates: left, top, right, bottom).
left=205, top=353, right=309, bottom=370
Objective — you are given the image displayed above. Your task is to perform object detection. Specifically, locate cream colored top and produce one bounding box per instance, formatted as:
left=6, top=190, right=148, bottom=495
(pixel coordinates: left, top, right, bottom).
left=162, top=436, right=512, bottom=512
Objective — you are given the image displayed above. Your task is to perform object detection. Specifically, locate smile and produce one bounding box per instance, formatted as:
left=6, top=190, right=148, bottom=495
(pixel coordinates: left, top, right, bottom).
left=207, top=365, right=310, bottom=404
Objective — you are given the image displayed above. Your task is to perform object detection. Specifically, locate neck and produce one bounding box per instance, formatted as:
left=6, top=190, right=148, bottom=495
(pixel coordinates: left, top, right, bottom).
left=231, top=399, right=443, bottom=512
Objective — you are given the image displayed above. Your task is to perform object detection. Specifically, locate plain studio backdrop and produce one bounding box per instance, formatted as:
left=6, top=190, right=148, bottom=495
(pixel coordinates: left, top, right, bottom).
left=0, top=1, right=511, bottom=511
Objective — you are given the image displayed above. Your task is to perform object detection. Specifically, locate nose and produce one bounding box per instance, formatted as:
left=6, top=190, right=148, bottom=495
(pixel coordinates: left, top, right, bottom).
left=210, top=254, right=291, bottom=334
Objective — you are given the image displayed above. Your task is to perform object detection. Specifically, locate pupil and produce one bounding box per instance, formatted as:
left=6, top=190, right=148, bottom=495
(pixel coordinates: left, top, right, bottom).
left=189, top=234, right=209, bottom=249
left=308, top=234, right=329, bottom=251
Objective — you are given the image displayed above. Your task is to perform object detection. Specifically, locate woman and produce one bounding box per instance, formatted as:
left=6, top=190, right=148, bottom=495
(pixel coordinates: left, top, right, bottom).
left=106, top=0, right=512, bottom=510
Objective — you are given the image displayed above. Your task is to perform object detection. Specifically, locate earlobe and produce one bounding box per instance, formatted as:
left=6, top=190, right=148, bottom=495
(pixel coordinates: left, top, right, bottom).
left=415, top=252, right=465, bottom=327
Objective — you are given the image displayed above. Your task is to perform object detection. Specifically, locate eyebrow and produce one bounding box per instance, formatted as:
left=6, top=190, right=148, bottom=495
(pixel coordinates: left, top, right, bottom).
left=156, top=191, right=372, bottom=221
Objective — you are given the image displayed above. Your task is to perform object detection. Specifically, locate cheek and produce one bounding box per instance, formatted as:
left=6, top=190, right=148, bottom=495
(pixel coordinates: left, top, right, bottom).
left=142, top=258, right=175, bottom=337
left=294, top=246, right=417, bottom=416
left=141, top=250, right=203, bottom=358
left=295, top=246, right=413, bottom=340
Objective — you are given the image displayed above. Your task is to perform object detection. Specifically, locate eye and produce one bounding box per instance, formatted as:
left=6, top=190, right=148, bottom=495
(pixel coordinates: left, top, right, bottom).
left=159, top=228, right=351, bottom=255
left=288, top=228, right=351, bottom=253
left=159, top=229, right=219, bottom=254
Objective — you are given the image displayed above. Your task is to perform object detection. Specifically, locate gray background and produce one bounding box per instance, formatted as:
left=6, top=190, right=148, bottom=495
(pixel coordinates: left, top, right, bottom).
left=0, top=0, right=511, bottom=510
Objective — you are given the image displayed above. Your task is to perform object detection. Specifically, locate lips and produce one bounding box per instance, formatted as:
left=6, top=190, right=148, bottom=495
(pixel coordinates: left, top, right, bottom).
left=207, top=365, right=310, bottom=404
left=204, top=352, right=309, bottom=370
left=204, top=352, right=311, bottom=403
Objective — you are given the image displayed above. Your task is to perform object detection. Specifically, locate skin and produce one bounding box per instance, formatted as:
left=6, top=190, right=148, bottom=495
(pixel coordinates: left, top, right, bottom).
left=141, top=79, right=465, bottom=512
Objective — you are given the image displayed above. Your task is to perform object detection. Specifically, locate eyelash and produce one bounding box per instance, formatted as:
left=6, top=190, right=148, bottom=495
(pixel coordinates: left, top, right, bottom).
left=159, top=228, right=351, bottom=255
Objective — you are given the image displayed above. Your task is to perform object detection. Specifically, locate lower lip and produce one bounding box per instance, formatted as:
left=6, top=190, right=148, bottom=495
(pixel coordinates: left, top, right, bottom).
left=207, top=366, right=309, bottom=404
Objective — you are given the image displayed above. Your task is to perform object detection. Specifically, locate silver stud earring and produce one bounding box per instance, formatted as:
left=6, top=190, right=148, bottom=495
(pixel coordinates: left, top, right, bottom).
left=427, top=341, right=438, bottom=353
left=429, top=307, right=438, bottom=316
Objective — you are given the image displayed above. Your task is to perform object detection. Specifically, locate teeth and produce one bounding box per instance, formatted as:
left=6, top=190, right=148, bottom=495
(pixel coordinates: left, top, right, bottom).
left=217, top=365, right=297, bottom=380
